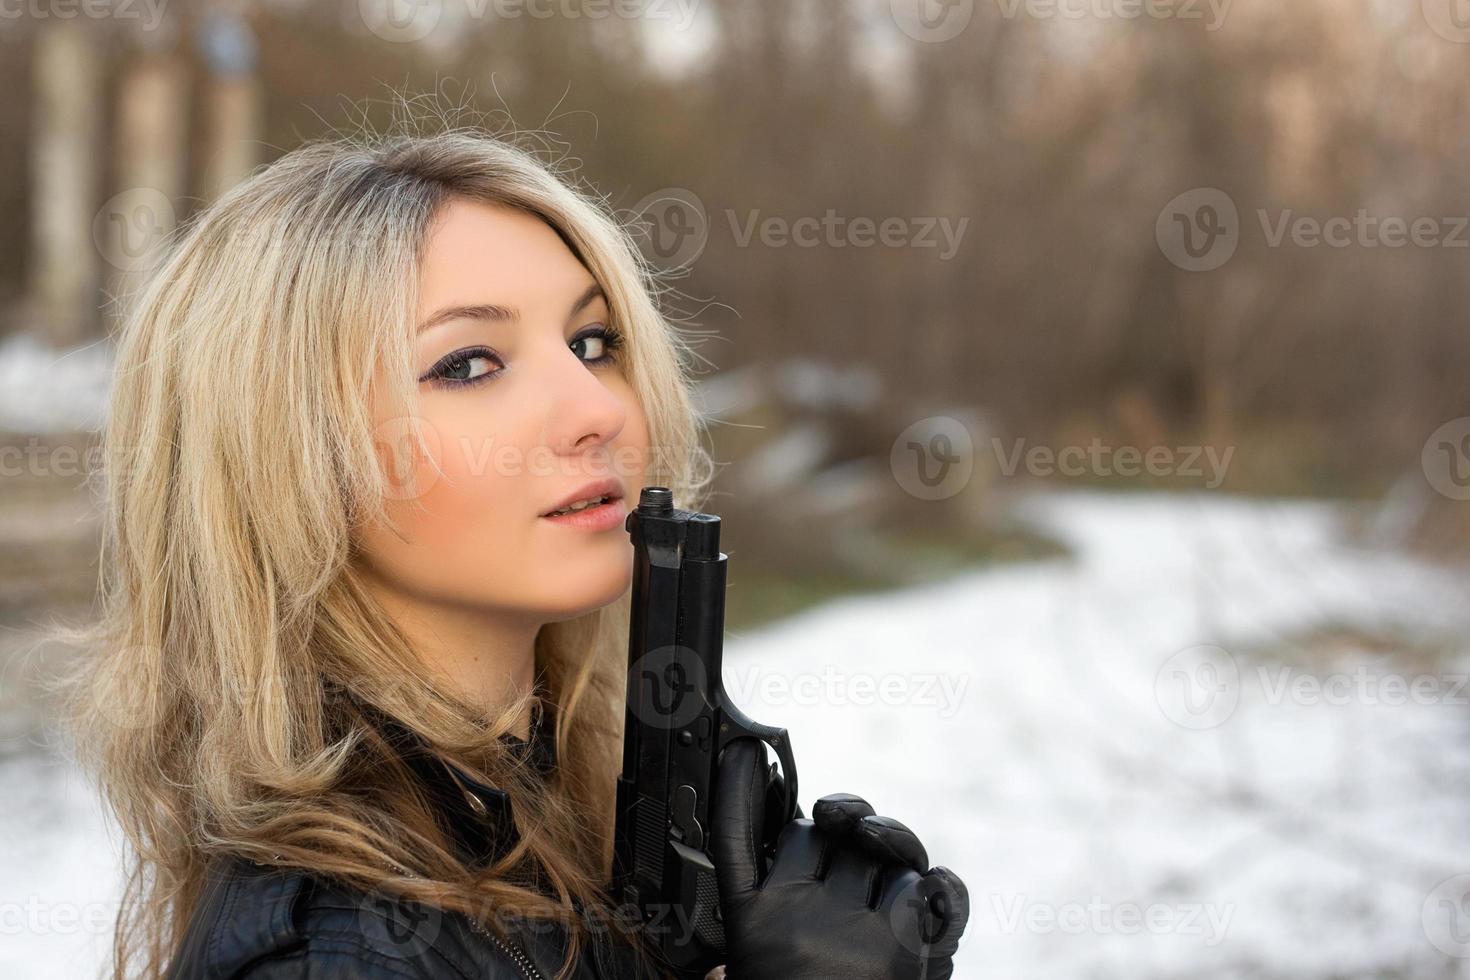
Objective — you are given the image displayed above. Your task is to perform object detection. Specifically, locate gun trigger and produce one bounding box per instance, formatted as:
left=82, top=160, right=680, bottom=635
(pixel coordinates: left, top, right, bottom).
left=671, top=783, right=704, bottom=849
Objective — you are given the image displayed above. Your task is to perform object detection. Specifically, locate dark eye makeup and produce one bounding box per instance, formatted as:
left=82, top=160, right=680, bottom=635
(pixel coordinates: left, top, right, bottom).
left=419, top=324, right=625, bottom=390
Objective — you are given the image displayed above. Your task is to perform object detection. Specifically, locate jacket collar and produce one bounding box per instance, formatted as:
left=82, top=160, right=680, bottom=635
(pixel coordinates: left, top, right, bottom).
left=368, top=698, right=556, bottom=869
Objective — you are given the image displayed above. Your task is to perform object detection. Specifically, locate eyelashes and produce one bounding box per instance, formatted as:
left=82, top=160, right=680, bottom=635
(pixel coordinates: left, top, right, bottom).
left=421, top=346, right=500, bottom=388
left=569, top=323, right=625, bottom=365
left=420, top=324, right=625, bottom=390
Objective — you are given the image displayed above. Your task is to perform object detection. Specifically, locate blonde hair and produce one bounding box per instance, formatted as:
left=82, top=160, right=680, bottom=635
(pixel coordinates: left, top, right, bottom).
left=52, top=117, right=715, bottom=979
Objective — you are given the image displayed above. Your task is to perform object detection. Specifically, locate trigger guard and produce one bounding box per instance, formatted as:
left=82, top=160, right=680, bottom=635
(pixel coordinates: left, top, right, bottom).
left=762, top=731, right=799, bottom=825
left=717, top=700, right=800, bottom=826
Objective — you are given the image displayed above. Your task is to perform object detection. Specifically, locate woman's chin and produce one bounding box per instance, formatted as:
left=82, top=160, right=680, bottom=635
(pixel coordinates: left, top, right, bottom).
left=536, top=568, right=634, bottom=622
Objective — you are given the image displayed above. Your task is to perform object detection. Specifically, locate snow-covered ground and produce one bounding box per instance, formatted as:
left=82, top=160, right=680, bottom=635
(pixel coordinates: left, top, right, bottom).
left=0, top=744, right=122, bottom=980
left=725, top=491, right=1470, bottom=979
left=4, top=490, right=1470, bottom=978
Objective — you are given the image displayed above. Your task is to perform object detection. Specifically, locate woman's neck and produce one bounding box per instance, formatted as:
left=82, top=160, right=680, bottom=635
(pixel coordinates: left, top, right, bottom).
left=362, top=574, right=541, bottom=740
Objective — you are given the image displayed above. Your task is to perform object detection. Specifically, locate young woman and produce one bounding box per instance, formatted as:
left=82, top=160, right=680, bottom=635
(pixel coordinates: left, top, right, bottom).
left=61, top=125, right=970, bottom=979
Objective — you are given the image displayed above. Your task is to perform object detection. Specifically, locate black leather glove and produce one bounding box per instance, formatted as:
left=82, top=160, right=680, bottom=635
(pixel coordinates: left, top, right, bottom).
left=710, top=738, right=970, bottom=979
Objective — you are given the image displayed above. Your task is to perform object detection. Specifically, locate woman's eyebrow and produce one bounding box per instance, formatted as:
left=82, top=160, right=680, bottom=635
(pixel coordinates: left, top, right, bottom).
left=415, top=283, right=605, bottom=335
left=568, top=282, right=605, bottom=318
left=415, top=303, right=516, bottom=334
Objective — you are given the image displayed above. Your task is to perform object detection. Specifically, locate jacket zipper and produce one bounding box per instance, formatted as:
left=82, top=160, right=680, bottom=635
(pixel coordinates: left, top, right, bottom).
left=484, top=929, right=547, bottom=980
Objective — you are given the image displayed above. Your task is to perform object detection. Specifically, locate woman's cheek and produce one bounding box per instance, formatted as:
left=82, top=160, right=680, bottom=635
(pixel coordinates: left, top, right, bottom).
left=411, top=440, right=522, bottom=550
left=397, top=477, right=534, bottom=607
left=369, top=412, right=507, bottom=531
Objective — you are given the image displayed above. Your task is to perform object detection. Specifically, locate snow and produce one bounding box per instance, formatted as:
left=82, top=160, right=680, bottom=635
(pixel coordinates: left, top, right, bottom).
left=0, top=334, right=113, bottom=434
left=5, top=490, right=1470, bottom=977
left=721, top=490, right=1470, bottom=978
left=0, top=743, right=125, bottom=980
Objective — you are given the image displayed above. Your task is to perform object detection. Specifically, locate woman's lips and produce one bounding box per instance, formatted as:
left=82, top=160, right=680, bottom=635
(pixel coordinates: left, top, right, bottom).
left=540, top=477, right=625, bottom=518
left=538, top=495, right=627, bottom=531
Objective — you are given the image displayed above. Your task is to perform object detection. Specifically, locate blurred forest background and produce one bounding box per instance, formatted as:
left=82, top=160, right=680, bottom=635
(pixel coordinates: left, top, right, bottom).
left=5, top=3, right=1470, bottom=978
left=2, top=0, right=1469, bottom=631
left=4, top=1, right=1470, bottom=604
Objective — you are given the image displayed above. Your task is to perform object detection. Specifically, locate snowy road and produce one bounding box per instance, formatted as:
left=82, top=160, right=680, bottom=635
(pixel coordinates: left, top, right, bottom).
left=5, top=490, right=1470, bottom=978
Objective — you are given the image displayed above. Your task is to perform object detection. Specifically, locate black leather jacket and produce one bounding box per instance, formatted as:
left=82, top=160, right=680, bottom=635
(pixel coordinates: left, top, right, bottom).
left=164, top=705, right=661, bottom=980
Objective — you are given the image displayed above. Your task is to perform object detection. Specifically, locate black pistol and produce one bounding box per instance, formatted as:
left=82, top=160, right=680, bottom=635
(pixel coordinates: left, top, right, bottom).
left=611, top=487, right=799, bottom=977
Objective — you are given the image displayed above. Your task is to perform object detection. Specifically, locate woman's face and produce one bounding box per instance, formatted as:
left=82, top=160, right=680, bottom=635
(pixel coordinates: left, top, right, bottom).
left=357, top=199, right=650, bottom=625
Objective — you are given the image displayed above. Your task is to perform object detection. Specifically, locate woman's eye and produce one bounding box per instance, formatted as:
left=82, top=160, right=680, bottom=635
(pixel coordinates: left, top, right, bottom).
left=571, top=325, right=624, bottom=365
left=422, top=328, right=621, bottom=390
left=445, top=355, right=495, bottom=381
left=573, top=335, right=606, bottom=360
left=422, top=347, right=502, bottom=388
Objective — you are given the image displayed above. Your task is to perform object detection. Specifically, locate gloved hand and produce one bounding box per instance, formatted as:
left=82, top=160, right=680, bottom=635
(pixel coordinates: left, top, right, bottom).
left=709, top=738, right=969, bottom=979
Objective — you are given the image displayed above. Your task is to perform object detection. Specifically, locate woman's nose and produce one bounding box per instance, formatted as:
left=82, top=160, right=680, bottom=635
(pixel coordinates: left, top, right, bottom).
left=538, top=343, right=627, bottom=457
